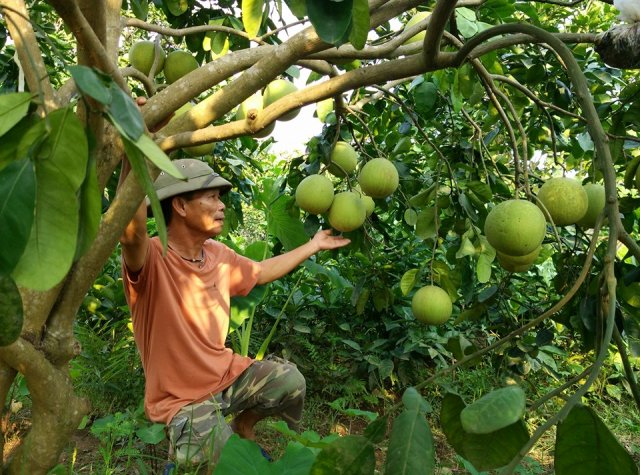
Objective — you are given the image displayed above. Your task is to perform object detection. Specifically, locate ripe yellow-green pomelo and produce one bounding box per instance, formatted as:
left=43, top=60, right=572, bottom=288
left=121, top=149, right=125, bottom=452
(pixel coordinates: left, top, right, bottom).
left=484, top=199, right=546, bottom=256
left=164, top=50, right=199, bottom=84
left=328, top=141, right=359, bottom=177
left=316, top=98, right=334, bottom=123
left=129, top=41, right=165, bottom=76
left=358, top=158, right=399, bottom=198
left=361, top=194, right=375, bottom=217
left=295, top=175, right=334, bottom=214
left=263, top=79, right=300, bottom=121
left=403, top=11, right=430, bottom=45
left=235, top=92, right=275, bottom=138
left=327, top=191, right=366, bottom=232
left=536, top=177, right=588, bottom=226
left=411, top=285, right=452, bottom=325
left=576, top=183, right=606, bottom=228
left=496, top=246, right=541, bottom=273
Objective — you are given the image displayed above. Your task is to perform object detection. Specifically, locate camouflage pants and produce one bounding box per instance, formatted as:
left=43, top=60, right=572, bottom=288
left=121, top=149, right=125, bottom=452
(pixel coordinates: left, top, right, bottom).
left=166, top=355, right=305, bottom=465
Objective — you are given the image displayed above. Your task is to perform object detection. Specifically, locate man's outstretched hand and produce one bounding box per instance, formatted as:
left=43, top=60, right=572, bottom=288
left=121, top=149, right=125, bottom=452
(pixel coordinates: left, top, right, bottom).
left=311, top=229, right=351, bottom=251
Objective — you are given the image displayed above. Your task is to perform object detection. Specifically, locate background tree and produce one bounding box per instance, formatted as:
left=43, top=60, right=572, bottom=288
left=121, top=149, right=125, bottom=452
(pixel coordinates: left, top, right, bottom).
left=0, top=0, right=639, bottom=473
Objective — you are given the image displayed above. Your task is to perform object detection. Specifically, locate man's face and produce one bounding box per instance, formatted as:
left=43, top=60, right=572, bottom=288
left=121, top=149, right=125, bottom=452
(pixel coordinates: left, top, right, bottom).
left=179, top=188, right=226, bottom=237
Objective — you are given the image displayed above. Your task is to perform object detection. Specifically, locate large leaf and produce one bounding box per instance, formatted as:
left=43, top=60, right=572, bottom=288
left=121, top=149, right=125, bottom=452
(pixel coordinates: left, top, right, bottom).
left=310, top=435, right=375, bottom=475
left=68, top=65, right=112, bottom=105
left=555, top=405, right=638, bottom=475
left=40, top=107, right=88, bottom=190
left=214, top=434, right=271, bottom=474
left=348, top=0, right=369, bottom=50
left=460, top=385, right=526, bottom=434
left=12, top=164, right=79, bottom=290
left=106, top=83, right=145, bottom=141
left=230, top=284, right=268, bottom=331
left=285, top=0, right=307, bottom=18
left=0, top=158, right=35, bottom=275
left=242, top=0, right=263, bottom=39
left=74, top=156, right=101, bottom=260
left=413, top=82, right=438, bottom=116
left=440, top=393, right=529, bottom=472
left=267, top=195, right=308, bottom=251
left=384, top=387, right=435, bottom=475
left=306, top=0, right=353, bottom=46
left=0, top=92, right=32, bottom=137
left=415, top=207, right=438, bottom=240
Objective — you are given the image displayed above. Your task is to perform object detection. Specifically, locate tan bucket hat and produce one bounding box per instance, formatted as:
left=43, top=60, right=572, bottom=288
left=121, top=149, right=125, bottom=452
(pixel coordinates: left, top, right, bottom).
left=147, top=159, right=232, bottom=205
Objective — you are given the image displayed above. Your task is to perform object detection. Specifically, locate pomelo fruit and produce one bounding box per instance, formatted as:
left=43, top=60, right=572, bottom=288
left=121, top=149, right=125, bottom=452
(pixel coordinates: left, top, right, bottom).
left=327, top=191, right=366, bottom=232
left=576, top=183, right=606, bottom=228
left=295, top=175, right=334, bottom=214
left=361, top=194, right=375, bottom=217
left=129, top=40, right=165, bottom=76
left=164, top=50, right=199, bottom=84
left=496, top=246, right=541, bottom=273
left=316, top=98, right=334, bottom=123
left=403, top=11, right=430, bottom=45
left=484, top=199, right=546, bottom=256
left=411, top=285, right=452, bottom=325
left=358, top=158, right=399, bottom=198
left=235, top=92, right=276, bottom=138
left=536, top=177, right=588, bottom=226
left=168, top=102, right=212, bottom=156
left=263, top=79, right=300, bottom=121
left=328, top=141, right=359, bottom=177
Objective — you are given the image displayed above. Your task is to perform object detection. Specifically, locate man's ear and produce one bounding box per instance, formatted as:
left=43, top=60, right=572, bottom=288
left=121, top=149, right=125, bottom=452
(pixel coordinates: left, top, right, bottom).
left=172, top=196, right=188, bottom=217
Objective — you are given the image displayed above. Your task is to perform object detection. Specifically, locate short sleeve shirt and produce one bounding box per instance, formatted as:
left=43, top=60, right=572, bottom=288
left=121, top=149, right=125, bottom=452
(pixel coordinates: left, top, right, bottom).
left=122, top=237, right=261, bottom=424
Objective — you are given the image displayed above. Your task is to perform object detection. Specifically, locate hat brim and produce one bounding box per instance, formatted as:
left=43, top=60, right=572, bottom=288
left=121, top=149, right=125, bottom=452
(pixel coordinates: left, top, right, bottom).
left=145, top=174, right=232, bottom=207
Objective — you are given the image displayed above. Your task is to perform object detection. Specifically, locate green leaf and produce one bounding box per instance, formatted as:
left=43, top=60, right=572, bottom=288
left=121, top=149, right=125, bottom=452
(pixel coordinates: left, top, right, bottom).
left=106, top=83, right=145, bottom=141
left=364, top=415, right=388, bottom=444
left=41, top=107, right=88, bottom=190
left=456, top=7, right=479, bottom=38
left=440, top=393, right=529, bottom=472
left=230, top=285, right=268, bottom=330
left=415, top=207, right=437, bottom=240
left=68, top=65, right=112, bottom=105
left=215, top=434, right=272, bottom=474
left=74, top=156, right=101, bottom=260
left=267, top=195, right=308, bottom=251
left=555, top=405, right=639, bottom=475
left=242, top=0, right=263, bottom=39
left=130, top=0, right=149, bottom=20
left=134, top=134, right=184, bottom=178
left=476, top=253, right=493, bottom=283
left=384, top=388, right=435, bottom=475
left=0, top=92, right=32, bottom=137
left=400, top=269, right=419, bottom=296
left=164, top=0, right=188, bottom=16
left=348, top=0, right=369, bottom=50
left=460, top=385, right=526, bottom=434
left=12, top=162, right=79, bottom=290
left=135, top=423, right=165, bottom=444
left=269, top=442, right=317, bottom=475
left=306, top=0, right=353, bottom=46
left=413, top=82, right=438, bottom=116
left=0, top=275, right=23, bottom=346
left=310, top=435, right=375, bottom=475
left=285, top=0, right=307, bottom=18
left=0, top=158, right=35, bottom=275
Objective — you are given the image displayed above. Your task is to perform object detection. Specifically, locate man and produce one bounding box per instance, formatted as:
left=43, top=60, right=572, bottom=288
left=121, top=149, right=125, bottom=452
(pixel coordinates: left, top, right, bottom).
left=119, top=158, right=350, bottom=465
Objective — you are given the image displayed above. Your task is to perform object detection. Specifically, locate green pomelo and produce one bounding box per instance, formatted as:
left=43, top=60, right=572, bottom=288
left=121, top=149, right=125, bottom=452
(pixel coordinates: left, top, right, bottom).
left=129, top=40, right=165, bottom=76
left=411, top=285, right=453, bottom=325
left=328, top=141, right=359, bottom=177
left=576, top=183, right=606, bottom=228
left=484, top=199, right=546, bottom=256
left=460, top=385, right=526, bottom=435
left=358, top=158, right=399, bottom=198
left=327, top=191, right=366, bottom=232
left=496, top=246, right=541, bottom=273
left=164, top=50, right=199, bottom=84
left=295, top=175, right=334, bottom=214
left=361, top=194, right=375, bottom=217
left=536, top=177, right=588, bottom=226
left=263, top=79, right=300, bottom=121
left=316, top=98, right=334, bottom=123
left=403, top=11, right=430, bottom=45
left=235, top=92, right=275, bottom=138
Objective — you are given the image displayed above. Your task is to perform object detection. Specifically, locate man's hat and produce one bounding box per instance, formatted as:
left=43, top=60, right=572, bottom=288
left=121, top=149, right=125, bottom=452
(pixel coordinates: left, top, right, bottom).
left=147, top=159, right=232, bottom=205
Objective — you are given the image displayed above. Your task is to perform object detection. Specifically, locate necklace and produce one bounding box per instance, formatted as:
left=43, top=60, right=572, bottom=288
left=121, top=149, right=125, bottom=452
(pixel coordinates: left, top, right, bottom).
left=168, top=244, right=206, bottom=267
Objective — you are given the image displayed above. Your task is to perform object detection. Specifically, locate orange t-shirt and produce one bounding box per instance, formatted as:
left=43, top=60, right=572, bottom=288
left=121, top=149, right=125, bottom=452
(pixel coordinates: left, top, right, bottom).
left=122, top=237, right=261, bottom=424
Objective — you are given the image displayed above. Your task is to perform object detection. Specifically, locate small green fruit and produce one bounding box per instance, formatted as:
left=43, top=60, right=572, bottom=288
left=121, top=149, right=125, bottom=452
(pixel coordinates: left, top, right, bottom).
left=164, top=50, right=199, bottom=84
left=129, top=41, right=165, bottom=76
left=496, top=246, right=541, bottom=273
left=361, top=194, right=375, bottom=217
left=484, top=199, right=546, bottom=256
left=316, top=98, right=334, bottom=123
left=327, top=191, right=366, bottom=232
left=411, top=285, right=452, bottom=325
left=576, top=183, right=606, bottom=228
left=358, top=158, right=399, bottom=198
left=263, top=79, right=299, bottom=121
left=295, top=175, right=334, bottom=214
left=536, top=177, right=588, bottom=226
left=403, top=11, right=430, bottom=45
left=328, top=141, right=359, bottom=177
